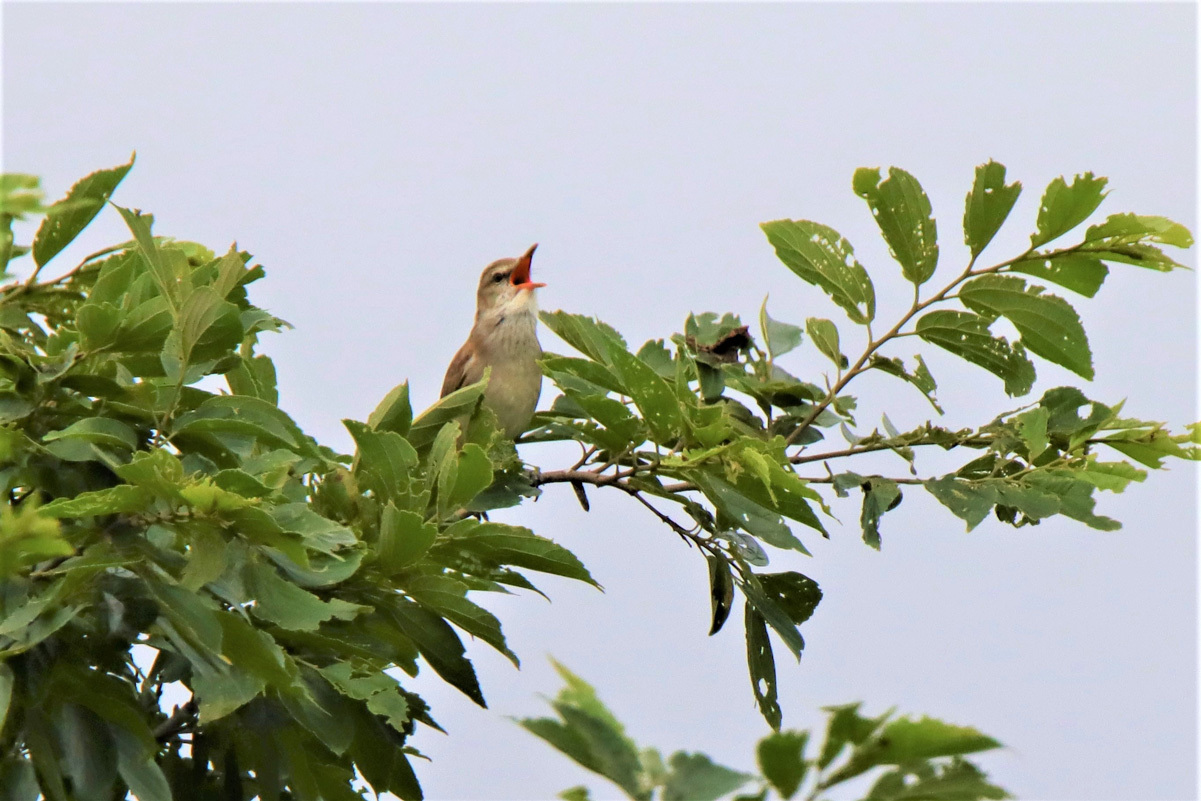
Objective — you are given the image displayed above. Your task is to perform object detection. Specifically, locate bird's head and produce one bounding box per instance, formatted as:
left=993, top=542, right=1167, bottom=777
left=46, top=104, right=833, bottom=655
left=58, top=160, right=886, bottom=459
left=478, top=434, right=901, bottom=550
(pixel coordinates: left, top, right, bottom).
left=475, top=244, right=545, bottom=318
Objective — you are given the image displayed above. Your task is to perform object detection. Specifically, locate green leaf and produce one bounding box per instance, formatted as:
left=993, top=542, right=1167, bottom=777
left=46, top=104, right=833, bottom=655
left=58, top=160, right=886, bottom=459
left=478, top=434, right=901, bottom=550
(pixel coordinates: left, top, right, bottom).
left=745, top=604, right=781, bottom=731
left=0, top=173, right=44, bottom=217
left=759, top=298, right=804, bottom=359
left=345, top=420, right=419, bottom=505
left=706, top=554, right=735, bottom=636
left=916, top=310, right=1035, bottom=397
left=851, top=477, right=902, bottom=550
left=757, top=730, right=808, bottom=800
left=963, top=160, right=1022, bottom=258
left=693, top=474, right=812, bottom=555
left=739, top=577, right=805, bottom=660
left=0, top=758, right=40, bottom=801
left=825, top=716, right=1002, bottom=787
left=761, top=219, right=876, bottom=324
left=1030, top=172, right=1108, bottom=247
left=758, top=572, right=822, bottom=626
left=368, top=381, right=413, bottom=436
left=1024, top=471, right=1120, bottom=530
left=559, top=787, right=592, bottom=801
left=866, top=355, right=941, bottom=413
left=448, top=443, right=493, bottom=510
left=179, top=525, right=228, bottom=590
left=43, top=417, right=138, bottom=451
left=111, top=725, right=172, bottom=801
left=1010, top=253, right=1108, bottom=298
left=539, top=311, right=629, bottom=364
left=430, top=521, right=599, bottom=587
left=0, top=663, right=13, bottom=733
left=404, top=574, right=519, bottom=666
left=386, top=595, right=486, bottom=707
left=924, top=477, right=998, bottom=531
left=1076, top=458, right=1146, bottom=492
left=113, top=206, right=183, bottom=311
left=407, top=378, right=487, bottom=451
left=1014, top=407, right=1050, bottom=459
left=318, top=663, right=412, bottom=735
left=605, top=345, right=684, bottom=443
left=662, top=752, right=753, bottom=801
left=1084, top=213, right=1194, bottom=249
left=817, top=703, right=891, bottom=771
left=958, top=274, right=1093, bottom=380
left=76, top=302, right=123, bottom=350
left=378, top=505, right=438, bottom=572
left=38, top=485, right=152, bottom=519
left=806, top=317, right=847, bottom=369
left=246, top=559, right=367, bottom=630
left=866, top=758, right=1011, bottom=801
left=853, top=167, right=939, bottom=284
left=32, top=156, right=134, bottom=268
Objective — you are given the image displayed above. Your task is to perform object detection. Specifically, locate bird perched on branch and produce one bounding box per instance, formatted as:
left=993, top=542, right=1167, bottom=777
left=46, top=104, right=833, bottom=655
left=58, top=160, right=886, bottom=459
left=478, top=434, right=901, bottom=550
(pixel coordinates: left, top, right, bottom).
left=440, top=244, right=545, bottom=440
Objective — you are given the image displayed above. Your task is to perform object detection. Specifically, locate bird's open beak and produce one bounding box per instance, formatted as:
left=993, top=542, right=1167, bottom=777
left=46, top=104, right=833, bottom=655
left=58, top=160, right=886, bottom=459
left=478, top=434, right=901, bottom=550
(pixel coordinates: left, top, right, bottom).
left=510, top=244, right=546, bottom=291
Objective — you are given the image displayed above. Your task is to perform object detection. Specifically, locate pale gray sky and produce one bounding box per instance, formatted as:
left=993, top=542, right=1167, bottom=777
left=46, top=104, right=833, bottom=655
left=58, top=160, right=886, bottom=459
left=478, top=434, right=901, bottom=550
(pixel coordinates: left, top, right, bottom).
left=3, top=3, right=1197, bottom=799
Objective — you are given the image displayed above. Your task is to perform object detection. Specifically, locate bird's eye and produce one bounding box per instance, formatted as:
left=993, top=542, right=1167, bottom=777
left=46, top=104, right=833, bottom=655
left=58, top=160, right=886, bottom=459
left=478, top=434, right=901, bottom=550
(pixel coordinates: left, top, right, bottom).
left=492, top=272, right=508, bottom=283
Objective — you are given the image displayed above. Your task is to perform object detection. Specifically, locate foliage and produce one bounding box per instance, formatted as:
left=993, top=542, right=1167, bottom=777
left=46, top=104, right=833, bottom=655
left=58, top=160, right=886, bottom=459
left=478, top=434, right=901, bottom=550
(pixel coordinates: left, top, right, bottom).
left=519, top=660, right=1011, bottom=801
left=0, top=157, right=1193, bottom=798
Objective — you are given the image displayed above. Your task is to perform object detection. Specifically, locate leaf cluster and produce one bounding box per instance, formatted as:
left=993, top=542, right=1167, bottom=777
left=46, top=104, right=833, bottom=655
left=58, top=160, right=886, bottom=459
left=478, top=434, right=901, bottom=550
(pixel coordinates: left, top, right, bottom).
left=519, top=661, right=1010, bottom=801
left=0, top=160, right=597, bottom=800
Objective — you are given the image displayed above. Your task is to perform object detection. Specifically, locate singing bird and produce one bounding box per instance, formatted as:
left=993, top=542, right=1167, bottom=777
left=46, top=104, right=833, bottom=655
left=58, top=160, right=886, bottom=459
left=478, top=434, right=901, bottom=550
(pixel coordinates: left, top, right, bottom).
left=440, top=244, right=546, bottom=439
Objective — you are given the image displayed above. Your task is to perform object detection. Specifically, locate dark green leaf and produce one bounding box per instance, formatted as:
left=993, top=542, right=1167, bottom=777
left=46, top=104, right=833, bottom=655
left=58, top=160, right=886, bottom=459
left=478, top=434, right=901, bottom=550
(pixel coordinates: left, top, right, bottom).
left=429, top=521, right=599, bottom=587
left=404, top=574, right=518, bottom=666
left=825, top=717, right=1002, bottom=788
left=761, top=219, right=875, bottom=324
left=33, top=156, right=134, bottom=267
left=112, top=725, right=171, bottom=801
left=43, top=417, right=138, bottom=451
left=1030, top=173, right=1108, bottom=247
left=916, top=310, right=1035, bottom=397
left=605, top=346, right=684, bottom=443
left=539, top=311, right=629, bottom=364
left=958, top=274, right=1093, bottom=380
left=853, top=167, right=939, bottom=284
left=817, top=703, right=891, bottom=771
left=963, top=160, right=1022, bottom=258
left=706, top=554, right=735, bottom=636
left=246, top=559, right=366, bottom=630
left=745, top=604, right=781, bottom=731
left=386, top=596, right=486, bottom=707
left=38, top=485, right=152, bottom=518
left=758, top=572, right=822, bottom=626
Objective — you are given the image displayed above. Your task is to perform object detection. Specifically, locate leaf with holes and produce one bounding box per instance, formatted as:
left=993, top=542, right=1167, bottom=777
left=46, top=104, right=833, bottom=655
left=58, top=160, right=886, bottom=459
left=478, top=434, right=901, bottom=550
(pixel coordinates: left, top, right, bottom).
left=916, top=310, right=1035, bottom=397
left=963, top=160, right=1022, bottom=258
left=958, top=274, right=1093, bottom=380
left=1030, top=172, right=1108, bottom=248
left=761, top=219, right=875, bottom=324
left=33, top=155, right=134, bottom=268
left=853, top=167, right=939, bottom=284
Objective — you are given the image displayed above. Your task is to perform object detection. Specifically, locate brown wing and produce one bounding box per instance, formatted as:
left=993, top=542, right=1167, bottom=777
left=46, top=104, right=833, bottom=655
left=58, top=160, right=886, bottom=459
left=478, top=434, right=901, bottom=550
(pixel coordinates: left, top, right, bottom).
left=440, top=340, right=484, bottom=397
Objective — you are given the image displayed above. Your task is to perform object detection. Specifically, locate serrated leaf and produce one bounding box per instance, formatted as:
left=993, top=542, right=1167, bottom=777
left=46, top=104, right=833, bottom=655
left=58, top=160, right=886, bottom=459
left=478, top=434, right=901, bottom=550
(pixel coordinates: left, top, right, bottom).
left=39, top=485, right=153, bottom=518
left=759, top=298, right=804, bottom=359
left=761, top=219, right=875, bottom=324
left=246, top=559, right=367, bottom=630
left=539, top=311, right=629, bottom=364
left=386, top=595, right=486, bottom=707
left=853, top=167, right=939, bottom=284
left=924, top=477, right=998, bottom=531
left=428, top=521, right=599, bottom=587
left=758, top=572, right=822, bottom=626
left=33, top=156, right=134, bottom=268
left=916, top=310, right=1035, bottom=397
left=826, top=716, right=1002, bottom=787
left=408, top=377, right=487, bottom=451
left=806, top=317, right=847, bottom=369
left=1084, top=213, right=1194, bottom=249
left=963, top=160, right=1022, bottom=258
left=1014, top=407, right=1050, bottom=459
left=867, top=354, right=941, bottom=413
left=958, top=274, right=1093, bottom=379
left=738, top=576, right=805, bottom=660
left=818, top=703, right=892, bottom=770
left=404, top=574, right=518, bottom=666
left=1030, top=172, right=1108, bottom=247
left=662, top=751, right=753, bottom=801
left=757, top=730, right=808, bottom=800
left=1010, top=253, right=1108, bottom=297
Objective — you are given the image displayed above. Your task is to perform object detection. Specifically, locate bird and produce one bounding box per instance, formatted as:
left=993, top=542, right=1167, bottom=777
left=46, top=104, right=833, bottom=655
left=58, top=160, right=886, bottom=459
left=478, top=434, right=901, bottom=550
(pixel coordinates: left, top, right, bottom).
left=440, top=244, right=546, bottom=440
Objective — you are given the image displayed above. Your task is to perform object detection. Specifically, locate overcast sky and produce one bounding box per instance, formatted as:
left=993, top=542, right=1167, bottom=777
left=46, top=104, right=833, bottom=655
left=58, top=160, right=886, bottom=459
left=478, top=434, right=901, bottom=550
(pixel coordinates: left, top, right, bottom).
left=3, top=3, right=1197, bottom=800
